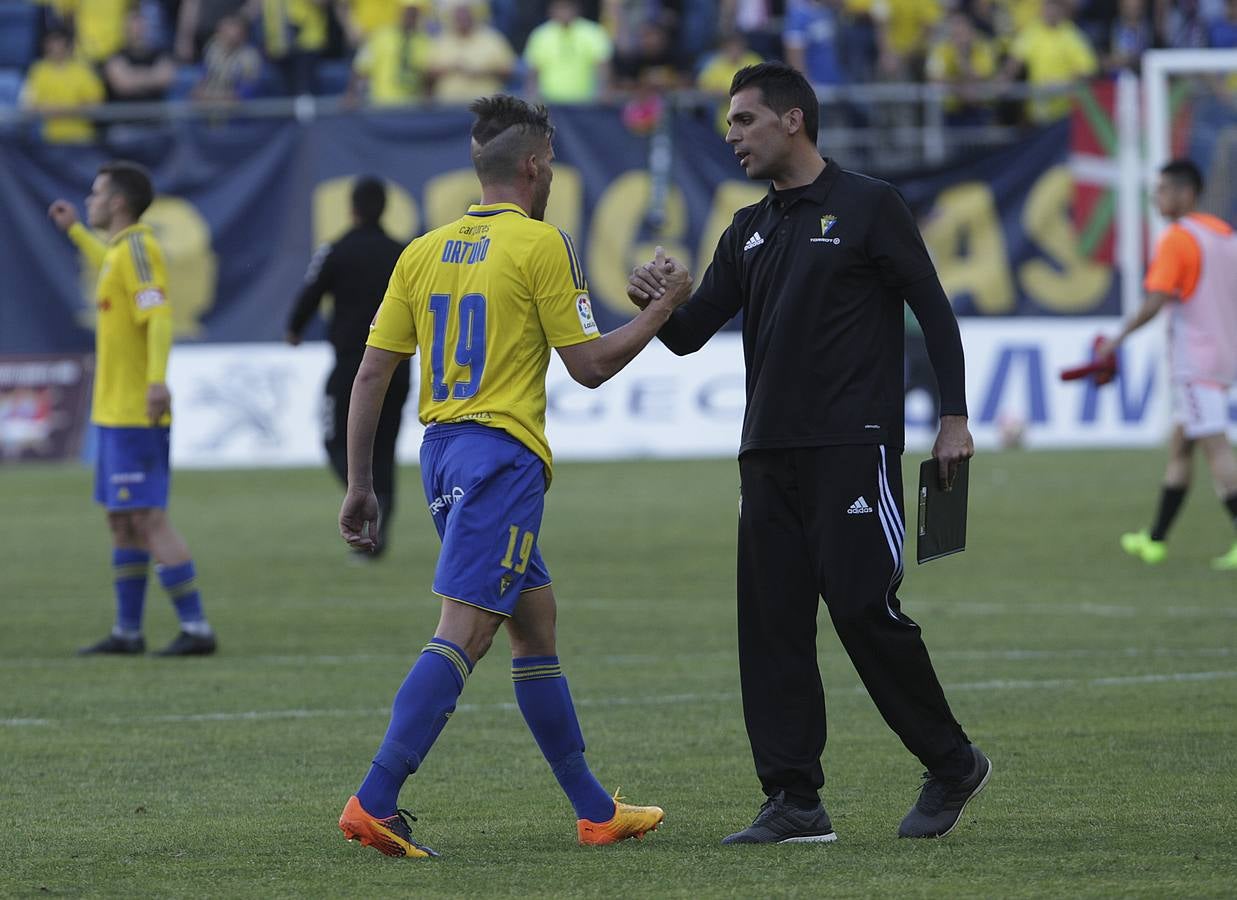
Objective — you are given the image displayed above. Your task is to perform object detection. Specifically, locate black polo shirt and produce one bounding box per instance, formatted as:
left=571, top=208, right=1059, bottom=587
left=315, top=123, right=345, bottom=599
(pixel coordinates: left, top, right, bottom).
left=287, top=223, right=406, bottom=362
left=659, top=158, right=939, bottom=454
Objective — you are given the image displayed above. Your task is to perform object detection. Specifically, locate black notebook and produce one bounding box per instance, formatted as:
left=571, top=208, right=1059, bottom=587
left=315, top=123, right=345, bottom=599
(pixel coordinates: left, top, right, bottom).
left=916, top=458, right=969, bottom=564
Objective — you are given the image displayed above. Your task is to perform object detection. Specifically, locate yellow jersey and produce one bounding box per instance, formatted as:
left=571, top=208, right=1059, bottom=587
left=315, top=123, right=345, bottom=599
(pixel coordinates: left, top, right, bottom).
left=70, top=222, right=173, bottom=427
left=367, top=202, right=600, bottom=473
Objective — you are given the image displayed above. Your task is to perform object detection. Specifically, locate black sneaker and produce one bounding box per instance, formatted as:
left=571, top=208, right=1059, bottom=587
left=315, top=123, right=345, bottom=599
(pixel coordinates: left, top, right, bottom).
left=898, top=745, right=992, bottom=838
left=721, top=791, right=837, bottom=844
left=77, top=633, right=145, bottom=655
left=152, top=631, right=217, bottom=656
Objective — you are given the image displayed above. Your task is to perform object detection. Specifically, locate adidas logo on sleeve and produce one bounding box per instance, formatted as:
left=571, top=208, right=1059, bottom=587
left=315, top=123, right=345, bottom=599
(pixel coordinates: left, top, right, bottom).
left=847, top=496, right=874, bottom=515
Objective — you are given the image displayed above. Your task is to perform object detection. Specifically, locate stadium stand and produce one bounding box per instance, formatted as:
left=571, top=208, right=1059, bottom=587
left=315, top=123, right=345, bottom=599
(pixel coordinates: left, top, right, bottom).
left=0, top=1, right=37, bottom=70
left=0, top=66, right=20, bottom=105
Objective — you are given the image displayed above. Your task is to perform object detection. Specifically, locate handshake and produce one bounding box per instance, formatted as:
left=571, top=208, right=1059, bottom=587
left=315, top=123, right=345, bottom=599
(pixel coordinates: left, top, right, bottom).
left=626, top=246, right=693, bottom=312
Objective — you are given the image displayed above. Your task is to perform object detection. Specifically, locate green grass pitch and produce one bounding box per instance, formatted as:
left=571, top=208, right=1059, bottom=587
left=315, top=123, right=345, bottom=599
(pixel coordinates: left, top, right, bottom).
left=2, top=450, right=1235, bottom=898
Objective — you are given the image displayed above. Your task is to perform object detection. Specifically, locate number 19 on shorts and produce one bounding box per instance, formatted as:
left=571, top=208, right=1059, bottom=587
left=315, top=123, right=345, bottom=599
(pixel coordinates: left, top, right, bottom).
left=501, top=525, right=535, bottom=574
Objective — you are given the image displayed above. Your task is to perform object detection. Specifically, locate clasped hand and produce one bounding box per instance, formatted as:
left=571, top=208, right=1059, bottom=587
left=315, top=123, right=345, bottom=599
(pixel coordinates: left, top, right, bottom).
left=626, top=246, right=692, bottom=310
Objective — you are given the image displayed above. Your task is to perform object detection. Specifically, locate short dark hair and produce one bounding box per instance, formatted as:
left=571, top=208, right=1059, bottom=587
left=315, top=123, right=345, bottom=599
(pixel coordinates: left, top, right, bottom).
left=1160, top=158, right=1203, bottom=196
left=468, top=94, right=554, bottom=183
left=351, top=176, right=386, bottom=225
left=730, top=62, right=819, bottom=145
left=98, top=160, right=154, bottom=218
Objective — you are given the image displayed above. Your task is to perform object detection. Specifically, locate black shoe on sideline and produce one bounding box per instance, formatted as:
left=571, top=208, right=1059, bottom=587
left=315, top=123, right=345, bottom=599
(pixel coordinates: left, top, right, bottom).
left=77, top=633, right=145, bottom=655
left=721, top=791, right=837, bottom=845
left=153, top=631, right=217, bottom=657
left=899, top=745, right=992, bottom=838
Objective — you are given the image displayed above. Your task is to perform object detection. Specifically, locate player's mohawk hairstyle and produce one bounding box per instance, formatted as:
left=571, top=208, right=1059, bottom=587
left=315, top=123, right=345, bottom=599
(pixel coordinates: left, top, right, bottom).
left=468, top=95, right=554, bottom=183
left=469, top=94, right=554, bottom=146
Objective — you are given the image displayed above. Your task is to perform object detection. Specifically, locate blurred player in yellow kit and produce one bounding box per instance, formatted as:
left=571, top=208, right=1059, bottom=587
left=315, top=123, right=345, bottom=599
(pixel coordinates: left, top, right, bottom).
left=49, top=161, right=218, bottom=656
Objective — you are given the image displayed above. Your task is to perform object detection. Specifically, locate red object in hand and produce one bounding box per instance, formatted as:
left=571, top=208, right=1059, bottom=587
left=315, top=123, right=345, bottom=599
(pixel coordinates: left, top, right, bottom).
left=1060, top=336, right=1118, bottom=385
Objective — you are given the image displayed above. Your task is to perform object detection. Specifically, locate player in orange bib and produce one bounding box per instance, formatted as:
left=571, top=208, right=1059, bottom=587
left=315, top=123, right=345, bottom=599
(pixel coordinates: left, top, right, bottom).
left=1099, top=159, right=1237, bottom=570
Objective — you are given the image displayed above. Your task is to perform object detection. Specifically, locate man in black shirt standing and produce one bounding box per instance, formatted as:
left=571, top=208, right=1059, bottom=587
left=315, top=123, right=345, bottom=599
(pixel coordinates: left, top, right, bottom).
left=629, top=63, right=990, bottom=843
left=287, top=177, right=409, bottom=557
left=103, top=11, right=177, bottom=104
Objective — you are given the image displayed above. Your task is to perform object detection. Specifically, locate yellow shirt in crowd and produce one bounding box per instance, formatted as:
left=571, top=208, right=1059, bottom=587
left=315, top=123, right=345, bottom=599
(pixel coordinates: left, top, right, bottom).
left=260, top=0, right=329, bottom=55
left=354, top=24, right=433, bottom=104
left=697, top=49, right=764, bottom=133
left=859, top=0, right=942, bottom=57
left=346, top=0, right=401, bottom=39
left=56, top=0, right=131, bottom=63
left=523, top=16, right=613, bottom=104
left=429, top=25, right=516, bottom=103
left=1010, top=20, right=1098, bottom=122
left=21, top=58, right=105, bottom=143
left=925, top=37, right=998, bottom=111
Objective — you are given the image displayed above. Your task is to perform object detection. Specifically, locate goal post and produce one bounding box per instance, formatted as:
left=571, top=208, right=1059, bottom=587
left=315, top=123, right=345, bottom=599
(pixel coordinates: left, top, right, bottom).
left=1140, top=48, right=1237, bottom=244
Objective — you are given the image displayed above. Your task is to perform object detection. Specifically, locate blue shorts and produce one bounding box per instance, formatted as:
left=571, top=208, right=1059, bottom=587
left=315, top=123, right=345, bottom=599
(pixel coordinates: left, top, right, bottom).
left=421, top=422, right=551, bottom=617
left=93, top=425, right=171, bottom=511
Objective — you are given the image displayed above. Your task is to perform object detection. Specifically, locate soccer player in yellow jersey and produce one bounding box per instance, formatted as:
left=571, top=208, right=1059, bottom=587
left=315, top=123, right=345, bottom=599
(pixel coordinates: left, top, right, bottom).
left=49, top=162, right=217, bottom=657
left=335, top=95, right=692, bottom=857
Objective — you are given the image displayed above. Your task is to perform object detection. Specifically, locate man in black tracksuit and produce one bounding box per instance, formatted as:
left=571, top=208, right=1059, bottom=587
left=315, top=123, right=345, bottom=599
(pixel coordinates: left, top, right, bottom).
left=286, top=177, right=409, bottom=556
left=629, top=63, right=991, bottom=842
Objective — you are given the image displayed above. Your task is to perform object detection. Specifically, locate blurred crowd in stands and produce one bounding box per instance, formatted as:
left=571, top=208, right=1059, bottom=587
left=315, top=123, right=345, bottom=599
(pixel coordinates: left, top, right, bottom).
left=2, top=0, right=1236, bottom=142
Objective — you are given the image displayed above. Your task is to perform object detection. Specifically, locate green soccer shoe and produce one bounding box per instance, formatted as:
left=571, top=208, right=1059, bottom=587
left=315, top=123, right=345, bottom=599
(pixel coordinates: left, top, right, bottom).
left=1211, top=542, right=1237, bottom=571
left=1120, top=530, right=1166, bottom=565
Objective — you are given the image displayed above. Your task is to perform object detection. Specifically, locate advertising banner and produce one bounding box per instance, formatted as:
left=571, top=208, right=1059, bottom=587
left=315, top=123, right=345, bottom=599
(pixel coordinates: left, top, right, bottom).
left=1, top=113, right=1120, bottom=359
left=0, top=354, right=93, bottom=464
left=160, top=322, right=1234, bottom=469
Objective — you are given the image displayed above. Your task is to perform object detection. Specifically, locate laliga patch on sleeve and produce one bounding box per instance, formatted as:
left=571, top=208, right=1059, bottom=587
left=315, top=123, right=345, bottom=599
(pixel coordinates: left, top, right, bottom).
left=135, top=288, right=166, bottom=310
left=576, top=294, right=599, bottom=335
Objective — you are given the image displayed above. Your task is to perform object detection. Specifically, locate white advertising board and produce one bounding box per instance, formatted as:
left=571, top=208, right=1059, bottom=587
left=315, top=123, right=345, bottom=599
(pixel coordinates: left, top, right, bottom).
left=166, top=321, right=1235, bottom=469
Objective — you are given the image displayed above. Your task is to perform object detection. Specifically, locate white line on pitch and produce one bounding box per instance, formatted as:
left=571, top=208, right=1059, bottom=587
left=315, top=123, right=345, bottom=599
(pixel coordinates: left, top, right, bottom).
left=2, top=671, right=1233, bottom=729
left=0, top=645, right=1232, bottom=670
left=9, top=595, right=1237, bottom=629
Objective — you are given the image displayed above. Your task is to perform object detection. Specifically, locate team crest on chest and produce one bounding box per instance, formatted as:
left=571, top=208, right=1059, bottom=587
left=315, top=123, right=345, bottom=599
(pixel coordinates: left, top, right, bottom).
left=811, top=214, right=841, bottom=245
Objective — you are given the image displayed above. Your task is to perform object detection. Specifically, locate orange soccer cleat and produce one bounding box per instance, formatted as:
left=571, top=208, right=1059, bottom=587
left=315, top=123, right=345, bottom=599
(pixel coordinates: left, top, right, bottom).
left=338, top=795, right=439, bottom=859
left=577, top=790, right=665, bottom=846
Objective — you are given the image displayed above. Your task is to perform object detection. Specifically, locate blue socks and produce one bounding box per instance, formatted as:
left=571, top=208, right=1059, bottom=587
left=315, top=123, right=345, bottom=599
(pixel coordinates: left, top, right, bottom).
left=512, top=656, right=614, bottom=823
left=112, top=549, right=149, bottom=637
left=157, top=560, right=211, bottom=636
left=358, top=638, right=473, bottom=817
left=356, top=647, right=612, bottom=824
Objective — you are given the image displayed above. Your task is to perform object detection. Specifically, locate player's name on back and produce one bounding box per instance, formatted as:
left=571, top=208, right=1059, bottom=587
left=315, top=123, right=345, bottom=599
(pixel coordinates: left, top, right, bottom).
left=441, top=237, right=490, bottom=265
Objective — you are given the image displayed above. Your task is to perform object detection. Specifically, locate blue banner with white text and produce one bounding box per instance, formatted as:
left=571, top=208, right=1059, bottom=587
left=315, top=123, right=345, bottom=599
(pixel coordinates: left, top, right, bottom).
left=0, top=111, right=1119, bottom=354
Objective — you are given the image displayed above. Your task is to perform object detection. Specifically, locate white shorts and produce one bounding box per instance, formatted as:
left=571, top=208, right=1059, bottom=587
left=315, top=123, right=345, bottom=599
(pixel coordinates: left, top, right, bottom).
left=1171, top=380, right=1233, bottom=438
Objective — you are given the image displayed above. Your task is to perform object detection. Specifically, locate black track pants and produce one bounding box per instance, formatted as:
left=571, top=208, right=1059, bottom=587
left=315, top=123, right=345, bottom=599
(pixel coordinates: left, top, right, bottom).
left=736, top=444, right=970, bottom=803
left=324, top=357, right=410, bottom=544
